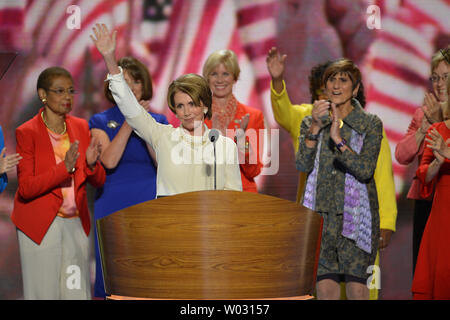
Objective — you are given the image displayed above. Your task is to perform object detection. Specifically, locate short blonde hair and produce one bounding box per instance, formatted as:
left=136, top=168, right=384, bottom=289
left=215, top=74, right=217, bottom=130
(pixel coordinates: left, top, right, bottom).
left=431, top=47, right=450, bottom=73
left=202, top=49, right=240, bottom=81
left=167, top=73, right=212, bottom=119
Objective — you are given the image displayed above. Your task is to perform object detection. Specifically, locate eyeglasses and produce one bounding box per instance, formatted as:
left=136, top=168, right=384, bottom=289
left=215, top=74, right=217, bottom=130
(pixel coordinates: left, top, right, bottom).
left=429, top=73, right=448, bottom=83
left=47, top=88, right=77, bottom=95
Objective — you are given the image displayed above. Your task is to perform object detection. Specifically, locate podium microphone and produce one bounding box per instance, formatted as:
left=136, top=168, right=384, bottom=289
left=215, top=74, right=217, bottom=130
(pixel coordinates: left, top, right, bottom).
left=208, top=129, right=220, bottom=190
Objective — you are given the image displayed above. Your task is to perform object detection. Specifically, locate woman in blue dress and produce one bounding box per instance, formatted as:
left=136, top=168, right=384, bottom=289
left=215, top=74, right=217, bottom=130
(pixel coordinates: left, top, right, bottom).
left=0, top=125, right=22, bottom=193
left=89, top=57, right=168, bottom=298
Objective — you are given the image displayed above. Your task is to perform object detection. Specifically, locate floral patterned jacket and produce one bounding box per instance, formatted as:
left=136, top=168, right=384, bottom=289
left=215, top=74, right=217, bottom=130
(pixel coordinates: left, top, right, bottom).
left=295, top=100, right=383, bottom=217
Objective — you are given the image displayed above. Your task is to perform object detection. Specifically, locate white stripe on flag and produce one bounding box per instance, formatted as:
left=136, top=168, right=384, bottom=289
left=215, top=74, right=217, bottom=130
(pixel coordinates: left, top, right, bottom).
left=382, top=17, right=436, bottom=57
left=238, top=18, right=276, bottom=45
left=365, top=101, right=415, bottom=138
left=367, top=70, right=427, bottom=106
left=368, top=41, right=431, bottom=78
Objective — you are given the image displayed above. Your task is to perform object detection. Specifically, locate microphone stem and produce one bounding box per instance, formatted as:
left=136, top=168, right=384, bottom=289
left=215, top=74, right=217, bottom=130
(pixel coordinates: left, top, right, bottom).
left=213, top=142, right=217, bottom=190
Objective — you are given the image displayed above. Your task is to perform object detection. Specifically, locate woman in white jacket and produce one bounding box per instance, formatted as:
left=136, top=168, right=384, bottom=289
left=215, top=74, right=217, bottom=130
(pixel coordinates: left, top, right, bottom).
left=90, top=23, right=242, bottom=196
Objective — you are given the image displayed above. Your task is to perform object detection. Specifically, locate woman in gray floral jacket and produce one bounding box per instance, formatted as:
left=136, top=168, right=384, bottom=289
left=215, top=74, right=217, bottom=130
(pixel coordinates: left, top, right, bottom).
left=296, top=58, right=383, bottom=300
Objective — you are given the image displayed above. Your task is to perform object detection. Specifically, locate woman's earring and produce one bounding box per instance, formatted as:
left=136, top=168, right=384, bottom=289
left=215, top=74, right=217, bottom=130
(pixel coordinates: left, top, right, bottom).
left=204, top=109, right=208, bottom=115
left=42, top=98, right=47, bottom=104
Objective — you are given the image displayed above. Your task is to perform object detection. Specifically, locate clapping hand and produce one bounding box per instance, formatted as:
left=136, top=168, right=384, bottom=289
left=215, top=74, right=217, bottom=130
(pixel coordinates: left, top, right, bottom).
left=234, top=114, right=250, bottom=154
left=423, top=93, right=443, bottom=124
left=235, top=113, right=250, bottom=132
left=311, top=100, right=331, bottom=130
left=0, top=148, right=22, bottom=174
left=329, top=102, right=342, bottom=144
left=64, top=141, right=79, bottom=173
left=86, top=136, right=102, bottom=170
left=426, top=128, right=450, bottom=160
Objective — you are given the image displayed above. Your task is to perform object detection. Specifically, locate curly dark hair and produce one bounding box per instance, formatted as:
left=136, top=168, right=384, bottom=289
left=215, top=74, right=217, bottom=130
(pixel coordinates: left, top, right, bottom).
left=309, top=61, right=332, bottom=103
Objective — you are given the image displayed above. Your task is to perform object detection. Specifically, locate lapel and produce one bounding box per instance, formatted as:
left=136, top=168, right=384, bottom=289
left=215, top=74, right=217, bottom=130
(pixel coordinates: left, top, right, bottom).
left=66, top=115, right=84, bottom=193
left=35, top=108, right=63, bottom=199
left=342, top=99, right=370, bottom=135
left=229, top=100, right=245, bottom=130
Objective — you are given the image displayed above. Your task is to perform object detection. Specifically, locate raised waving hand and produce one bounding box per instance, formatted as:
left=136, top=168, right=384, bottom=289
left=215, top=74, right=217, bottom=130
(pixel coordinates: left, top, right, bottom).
left=90, top=23, right=120, bottom=75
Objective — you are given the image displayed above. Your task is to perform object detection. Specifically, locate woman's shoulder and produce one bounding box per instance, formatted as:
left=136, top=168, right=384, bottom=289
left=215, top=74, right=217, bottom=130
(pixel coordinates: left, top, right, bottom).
left=66, top=114, right=90, bottom=130
left=236, top=101, right=263, bottom=116
left=358, top=108, right=382, bottom=129
left=90, top=106, right=120, bottom=121
left=16, top=111, right=41, bottom=133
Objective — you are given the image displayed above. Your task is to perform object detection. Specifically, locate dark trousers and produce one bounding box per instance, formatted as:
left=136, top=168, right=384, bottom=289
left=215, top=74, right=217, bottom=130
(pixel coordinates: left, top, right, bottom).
left=412, top=199, right=432, bottom=274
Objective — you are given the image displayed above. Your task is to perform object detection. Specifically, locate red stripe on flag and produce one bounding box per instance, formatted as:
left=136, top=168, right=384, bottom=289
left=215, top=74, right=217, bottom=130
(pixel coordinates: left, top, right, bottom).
left=256, top=75, right=271, bottom=92
left=392, top=164, right=407, bottom=177
left=25, top=0, right=36, bottom=11
left=371, top=58, right=429, bottom=88
left=377, top=33, right=430, bottom=62
left=404, top=0, right=446, bottom=28
left=42, top=0, right=82, bottom=57
left=182, top=0, right=222, bottom=74
left=0, top=8, right=24, bottom=25
left=236, top=2, right=276, bottom=28
left=228, top=29, right=242, bottom=54
left=367, top=87, right=419, bottom=115
left=152, top=0, right=186, bottom=82
left=384, top=127, right=406, bottom=143
left=55, top=0, right=128, bottom=64
left=243, top=38, right=275, bottom=60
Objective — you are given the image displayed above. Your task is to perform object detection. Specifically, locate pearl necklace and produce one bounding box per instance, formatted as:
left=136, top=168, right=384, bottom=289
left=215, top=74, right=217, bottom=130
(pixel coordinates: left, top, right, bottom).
left=41, top=111, right=67, bottom=135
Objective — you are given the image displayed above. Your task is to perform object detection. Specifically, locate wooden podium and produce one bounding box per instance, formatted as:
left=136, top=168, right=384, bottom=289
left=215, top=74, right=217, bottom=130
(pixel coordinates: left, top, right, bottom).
left=96, top=191, right=322, bottom=300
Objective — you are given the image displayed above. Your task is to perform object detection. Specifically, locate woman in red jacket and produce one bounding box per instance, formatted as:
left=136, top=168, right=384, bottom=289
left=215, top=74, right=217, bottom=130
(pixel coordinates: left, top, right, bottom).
left=202, top=49, right=265, bottom=192
left=413, top=74, right=450, bottom=299
left=11, top=67, right=106, bottom=299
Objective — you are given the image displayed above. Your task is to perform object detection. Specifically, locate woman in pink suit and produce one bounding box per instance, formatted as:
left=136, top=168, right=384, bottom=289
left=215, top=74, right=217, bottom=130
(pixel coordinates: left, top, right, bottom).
left=11, top=66, right=106, bottom=299
left=395, top=48, right=449, bottom=272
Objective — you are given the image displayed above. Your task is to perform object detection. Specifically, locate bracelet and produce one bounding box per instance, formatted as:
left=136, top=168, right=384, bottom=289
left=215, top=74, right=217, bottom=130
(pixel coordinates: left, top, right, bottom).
left=336, top=138, right=347, bottom=150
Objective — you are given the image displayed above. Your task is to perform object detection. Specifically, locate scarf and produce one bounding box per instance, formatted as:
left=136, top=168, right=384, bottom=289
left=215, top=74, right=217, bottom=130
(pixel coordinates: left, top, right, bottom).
left=303, top=128, right=372, bottom=254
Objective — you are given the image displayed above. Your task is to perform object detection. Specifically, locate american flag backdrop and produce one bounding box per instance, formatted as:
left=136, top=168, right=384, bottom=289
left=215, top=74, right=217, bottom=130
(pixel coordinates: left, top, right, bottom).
left=364, top=0, right=450, bottom=196
left=0, top=0, right=278, bottom=183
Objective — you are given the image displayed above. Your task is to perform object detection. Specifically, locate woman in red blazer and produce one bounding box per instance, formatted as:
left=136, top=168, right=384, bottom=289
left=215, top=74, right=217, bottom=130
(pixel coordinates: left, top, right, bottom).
left=11, top=67, right=105, bottom=300
left=203, top=49, right=265, bottom=192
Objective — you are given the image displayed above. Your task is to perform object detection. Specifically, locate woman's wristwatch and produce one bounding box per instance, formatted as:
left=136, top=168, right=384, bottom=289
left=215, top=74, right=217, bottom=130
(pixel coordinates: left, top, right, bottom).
left=306, top=132, right=320, bottom=141
left=336, top=138, right=347, bottom=151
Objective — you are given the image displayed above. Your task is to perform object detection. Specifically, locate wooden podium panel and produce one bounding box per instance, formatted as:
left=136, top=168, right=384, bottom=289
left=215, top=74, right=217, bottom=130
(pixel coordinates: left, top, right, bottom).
left=97, top=191, right=322, bottom=299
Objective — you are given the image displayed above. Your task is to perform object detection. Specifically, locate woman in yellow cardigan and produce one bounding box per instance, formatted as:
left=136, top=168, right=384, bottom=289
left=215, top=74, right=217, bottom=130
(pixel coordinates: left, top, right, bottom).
left=266, top=47, right=397, bottom=300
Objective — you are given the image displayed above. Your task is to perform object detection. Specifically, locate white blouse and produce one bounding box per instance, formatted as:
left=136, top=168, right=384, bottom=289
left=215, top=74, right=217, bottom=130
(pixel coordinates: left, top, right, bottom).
left=107, top=69, right=243, bottom=196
